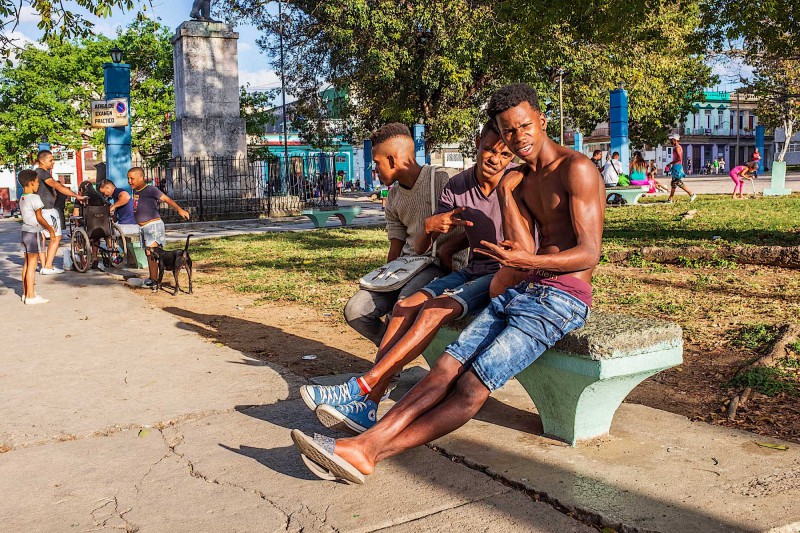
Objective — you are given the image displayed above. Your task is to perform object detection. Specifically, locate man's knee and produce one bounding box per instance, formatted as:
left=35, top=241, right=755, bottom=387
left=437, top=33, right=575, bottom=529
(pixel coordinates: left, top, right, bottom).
left=344, top=290, right=380, bottom=323
left=454, top=371, right=491, bottom=409
left=392, top=291, right=429, bottom=316
left=417, top=296, right=461, bottom=324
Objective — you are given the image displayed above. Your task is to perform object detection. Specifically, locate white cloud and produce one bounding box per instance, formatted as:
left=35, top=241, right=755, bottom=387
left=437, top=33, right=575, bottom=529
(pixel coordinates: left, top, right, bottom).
left=239, top=68, right=281, bottom=91
left=18, top=6, right=40, bottom=24
left=239, top=41, right=253, bottom=53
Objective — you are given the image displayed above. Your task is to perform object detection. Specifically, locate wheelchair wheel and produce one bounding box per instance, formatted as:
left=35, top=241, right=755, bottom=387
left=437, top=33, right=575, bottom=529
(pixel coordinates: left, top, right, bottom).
left=71, top=227, right=91, bottom=273
left=108, top=223, right=128, bottom=268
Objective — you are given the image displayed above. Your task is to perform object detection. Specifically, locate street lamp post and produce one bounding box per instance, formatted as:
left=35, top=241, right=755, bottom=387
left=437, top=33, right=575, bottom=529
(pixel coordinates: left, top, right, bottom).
left=104, top=46, right=132, bottom=193
left=559, top=70, right=564, bottom=146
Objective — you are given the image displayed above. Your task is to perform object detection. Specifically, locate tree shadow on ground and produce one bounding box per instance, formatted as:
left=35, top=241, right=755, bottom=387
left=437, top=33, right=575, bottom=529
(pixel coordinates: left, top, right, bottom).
left=161, top=306, right=542, bottom=436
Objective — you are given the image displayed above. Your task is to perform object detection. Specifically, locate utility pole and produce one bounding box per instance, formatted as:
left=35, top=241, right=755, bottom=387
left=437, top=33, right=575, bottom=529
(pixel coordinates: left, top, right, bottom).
left=278, top=0, right=290, bottom=190
left=735, top=91, right=740, bottom=167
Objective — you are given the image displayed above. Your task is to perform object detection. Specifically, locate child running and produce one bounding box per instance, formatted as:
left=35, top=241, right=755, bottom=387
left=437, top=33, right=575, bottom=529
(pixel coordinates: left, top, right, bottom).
left=18, top=170, right=55, bottom=305
left=729, top=161, right=758, bottom=199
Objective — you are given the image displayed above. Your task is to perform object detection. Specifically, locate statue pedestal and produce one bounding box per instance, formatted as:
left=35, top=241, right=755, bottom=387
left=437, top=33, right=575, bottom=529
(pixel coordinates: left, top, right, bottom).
left=171, top=21, right=247, bottom=161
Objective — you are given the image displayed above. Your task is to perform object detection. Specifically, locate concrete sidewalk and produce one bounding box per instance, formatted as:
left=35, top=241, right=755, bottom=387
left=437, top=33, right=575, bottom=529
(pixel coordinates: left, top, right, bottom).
left=0, top=220, right=589, bottom=532
left=1, top=216, right=799, bottom=532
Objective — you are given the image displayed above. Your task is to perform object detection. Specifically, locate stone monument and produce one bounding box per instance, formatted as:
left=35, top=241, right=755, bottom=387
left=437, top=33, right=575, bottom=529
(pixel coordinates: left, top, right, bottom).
left=170, top=18, right=247, bottom=161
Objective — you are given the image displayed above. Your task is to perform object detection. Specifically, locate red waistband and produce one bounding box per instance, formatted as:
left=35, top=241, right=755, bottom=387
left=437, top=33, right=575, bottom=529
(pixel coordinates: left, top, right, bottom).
left=524, top=270, right=593, bottom=308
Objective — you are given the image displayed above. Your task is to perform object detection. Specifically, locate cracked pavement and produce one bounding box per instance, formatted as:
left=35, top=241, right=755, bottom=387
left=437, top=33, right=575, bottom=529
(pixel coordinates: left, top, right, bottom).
left=0, top=220, right=590, bottom=532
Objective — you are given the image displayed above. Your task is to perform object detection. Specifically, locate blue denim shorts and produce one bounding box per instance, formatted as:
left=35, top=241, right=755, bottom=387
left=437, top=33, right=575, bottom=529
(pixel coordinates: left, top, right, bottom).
left=445, top=282, right=590, bottom=391
left=420, top=270, right=494, bottom=319
left=140, top=219, right=166, bottom=247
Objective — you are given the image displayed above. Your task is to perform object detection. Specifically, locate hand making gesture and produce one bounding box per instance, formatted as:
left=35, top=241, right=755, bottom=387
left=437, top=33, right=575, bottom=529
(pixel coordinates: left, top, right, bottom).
left=424, top=206, right=473, bottom=235
left=474, top=239, right=532, bottom=270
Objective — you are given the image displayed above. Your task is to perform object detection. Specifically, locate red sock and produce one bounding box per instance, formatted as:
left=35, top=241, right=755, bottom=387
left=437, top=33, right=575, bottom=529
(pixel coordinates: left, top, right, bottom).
left=357, top=376, right=372, bottom=395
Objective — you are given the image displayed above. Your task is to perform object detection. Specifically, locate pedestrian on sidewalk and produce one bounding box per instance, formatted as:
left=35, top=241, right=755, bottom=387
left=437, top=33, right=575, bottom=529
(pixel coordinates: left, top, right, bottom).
left=34, top=150, right=85, bottom=274
left=665, top=134, right=697, bottom=203
left=18, top=170, right=55, bottom=305
left=127, top=167, right=190, bottom=288
left=752, top=148, right=761, bottom=179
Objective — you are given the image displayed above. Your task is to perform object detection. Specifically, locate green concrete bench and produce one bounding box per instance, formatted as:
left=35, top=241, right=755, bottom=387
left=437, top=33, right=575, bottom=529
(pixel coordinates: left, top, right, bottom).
left=422, top=312, right=683, bottom=445
left=300, top=206, right=362, bottom=228
left=606, top=186, right=648, bottom=205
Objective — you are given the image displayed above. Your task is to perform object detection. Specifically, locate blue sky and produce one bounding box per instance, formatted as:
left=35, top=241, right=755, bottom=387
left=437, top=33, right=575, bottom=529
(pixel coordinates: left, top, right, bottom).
left=10, top=0, right=281, bottom=93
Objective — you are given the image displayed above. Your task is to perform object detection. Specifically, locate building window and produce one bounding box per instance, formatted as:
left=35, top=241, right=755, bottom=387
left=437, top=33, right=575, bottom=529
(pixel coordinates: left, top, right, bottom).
left=788, top=142, right=800, bottom=152
left=445, top=152, right=464, bottom=164
left=58, top=174, right=71, bottom=185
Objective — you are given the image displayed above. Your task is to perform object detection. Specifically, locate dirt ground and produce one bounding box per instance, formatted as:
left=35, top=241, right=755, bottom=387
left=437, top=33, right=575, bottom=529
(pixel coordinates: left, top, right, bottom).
left=140, top=264, right=800, bottom=445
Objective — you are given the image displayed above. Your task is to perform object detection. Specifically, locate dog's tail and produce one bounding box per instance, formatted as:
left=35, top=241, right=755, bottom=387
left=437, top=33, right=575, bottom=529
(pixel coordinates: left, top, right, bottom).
left=184, top=234, right=193, bottom=254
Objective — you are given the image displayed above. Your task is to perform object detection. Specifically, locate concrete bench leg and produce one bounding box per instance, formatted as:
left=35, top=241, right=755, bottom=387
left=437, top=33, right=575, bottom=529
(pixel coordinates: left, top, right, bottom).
left=305, top=215, right=327, bottom=228
left=514, top=347, right=682, bottom=445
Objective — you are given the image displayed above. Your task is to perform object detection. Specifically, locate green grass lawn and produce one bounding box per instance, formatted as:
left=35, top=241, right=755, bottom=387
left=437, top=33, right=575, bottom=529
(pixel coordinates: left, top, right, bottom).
left=186, top=194, right=800, bottom=312
left=604, top=194, right=800, bottom=252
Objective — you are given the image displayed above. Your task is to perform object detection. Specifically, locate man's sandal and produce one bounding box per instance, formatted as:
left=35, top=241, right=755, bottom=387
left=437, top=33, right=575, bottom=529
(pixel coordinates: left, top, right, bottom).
left=290, top=430, right=366, bottom=485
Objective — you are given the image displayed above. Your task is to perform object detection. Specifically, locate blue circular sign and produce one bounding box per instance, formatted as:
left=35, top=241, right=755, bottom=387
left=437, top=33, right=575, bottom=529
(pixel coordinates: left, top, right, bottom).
left=115, top=101, right=127, bottom=114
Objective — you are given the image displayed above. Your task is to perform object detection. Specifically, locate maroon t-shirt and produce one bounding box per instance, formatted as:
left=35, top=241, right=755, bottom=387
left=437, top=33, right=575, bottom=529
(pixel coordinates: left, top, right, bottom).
left=436, top=166, right=503, bottom=277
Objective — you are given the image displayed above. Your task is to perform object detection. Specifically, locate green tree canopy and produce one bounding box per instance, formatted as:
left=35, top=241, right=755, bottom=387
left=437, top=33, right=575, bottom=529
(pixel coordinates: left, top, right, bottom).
left=0, top=18, right=174, bottom=164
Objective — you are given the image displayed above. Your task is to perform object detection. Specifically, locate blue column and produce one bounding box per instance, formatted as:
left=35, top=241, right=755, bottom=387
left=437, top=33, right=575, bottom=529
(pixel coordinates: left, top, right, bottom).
left=413, top=123, right=426, bottom=166
left=38, top=141, right=51, bottom=152
left=573, top=132, right=583, bottom=154
left=609, top=89, right=630, bottom=170
left=755, top=125, right=765, bottom=173
left=363, top=139, right=373, bottom=192
left=104, top=62, right=132, bottom=194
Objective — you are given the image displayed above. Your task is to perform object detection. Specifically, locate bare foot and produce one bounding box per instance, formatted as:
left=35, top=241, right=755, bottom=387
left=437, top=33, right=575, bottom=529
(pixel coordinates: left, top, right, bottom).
left=335, top=438, right=377, bottom=475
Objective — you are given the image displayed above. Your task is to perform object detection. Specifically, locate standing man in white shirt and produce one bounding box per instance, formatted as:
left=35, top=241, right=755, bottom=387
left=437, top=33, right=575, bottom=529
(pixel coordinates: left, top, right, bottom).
left=602, top=151, right=623, bottom=187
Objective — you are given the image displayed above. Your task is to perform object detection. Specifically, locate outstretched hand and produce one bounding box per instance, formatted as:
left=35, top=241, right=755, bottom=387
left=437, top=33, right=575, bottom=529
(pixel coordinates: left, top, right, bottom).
left=425, top=207, right=473, bottom=234
left=474, top=240, right=532, bottom=270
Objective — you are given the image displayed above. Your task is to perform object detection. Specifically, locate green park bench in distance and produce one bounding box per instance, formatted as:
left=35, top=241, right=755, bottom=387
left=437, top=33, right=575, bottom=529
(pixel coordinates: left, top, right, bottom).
left=605, top=185, right=649, bottom=206
left=300, top=206, right=362, bottom=228
left=422, top=312, right=683, bottom=445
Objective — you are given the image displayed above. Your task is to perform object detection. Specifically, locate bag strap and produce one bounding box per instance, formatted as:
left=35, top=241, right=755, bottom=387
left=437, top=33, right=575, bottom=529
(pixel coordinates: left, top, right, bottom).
left=429, top=165, right=438, bottom=257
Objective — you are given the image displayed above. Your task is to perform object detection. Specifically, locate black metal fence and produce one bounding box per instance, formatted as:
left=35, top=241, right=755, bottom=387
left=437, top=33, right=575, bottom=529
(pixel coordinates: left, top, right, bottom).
left=135, top=154, right=339, bottom=222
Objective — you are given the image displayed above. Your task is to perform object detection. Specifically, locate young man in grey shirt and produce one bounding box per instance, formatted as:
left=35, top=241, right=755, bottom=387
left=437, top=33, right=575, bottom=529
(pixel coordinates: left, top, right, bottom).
left=302, top=121, right=515, bottom=433
left=343, top=123, right=466, bottom=346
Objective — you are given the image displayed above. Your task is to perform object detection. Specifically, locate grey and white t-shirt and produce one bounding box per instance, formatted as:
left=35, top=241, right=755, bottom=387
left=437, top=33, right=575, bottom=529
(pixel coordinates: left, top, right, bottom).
left=19, top=193, right=44, bottom=233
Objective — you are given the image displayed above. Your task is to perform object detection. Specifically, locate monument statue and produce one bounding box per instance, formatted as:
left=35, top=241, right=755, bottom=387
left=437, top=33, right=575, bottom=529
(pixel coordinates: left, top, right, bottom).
left=190, top=0, right=216, bottom=22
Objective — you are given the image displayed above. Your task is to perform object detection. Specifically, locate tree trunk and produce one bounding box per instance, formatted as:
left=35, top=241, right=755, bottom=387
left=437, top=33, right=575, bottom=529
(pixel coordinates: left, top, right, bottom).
left=778, top=118, right=793, bottom=162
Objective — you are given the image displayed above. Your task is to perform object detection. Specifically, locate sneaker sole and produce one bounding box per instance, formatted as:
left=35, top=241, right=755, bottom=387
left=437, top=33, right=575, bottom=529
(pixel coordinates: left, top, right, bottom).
left=299, top=386, right=320, bottom=411
left=315, top=404, right=368, bottom=434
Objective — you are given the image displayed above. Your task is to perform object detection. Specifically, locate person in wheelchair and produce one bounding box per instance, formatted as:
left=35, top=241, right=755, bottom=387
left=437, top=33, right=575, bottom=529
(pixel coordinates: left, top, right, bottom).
left=73, top=181, right=121, bottom=269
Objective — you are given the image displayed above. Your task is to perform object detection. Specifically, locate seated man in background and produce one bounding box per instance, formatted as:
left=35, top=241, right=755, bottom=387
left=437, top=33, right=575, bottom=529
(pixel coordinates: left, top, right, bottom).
left=98, top=179, right=138, bottom=235
left=301, top=121, right=515, bottom=433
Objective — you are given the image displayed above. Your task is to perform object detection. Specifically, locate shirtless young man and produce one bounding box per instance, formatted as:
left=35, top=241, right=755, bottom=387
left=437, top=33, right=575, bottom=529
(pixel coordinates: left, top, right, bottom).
left=290, top=83, right=605, bottom=484
left=665, top=133, right=697, bottom=203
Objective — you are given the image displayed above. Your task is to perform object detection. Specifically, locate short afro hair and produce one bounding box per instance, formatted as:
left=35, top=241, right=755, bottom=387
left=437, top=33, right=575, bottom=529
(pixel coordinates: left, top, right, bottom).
left=18, top=169, right=38, bottom=187
left=487, top=83, right=541, bottom=122
left=370, top=122, right=412, bottom=147
left=479, top=119, right=499, bottom=139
